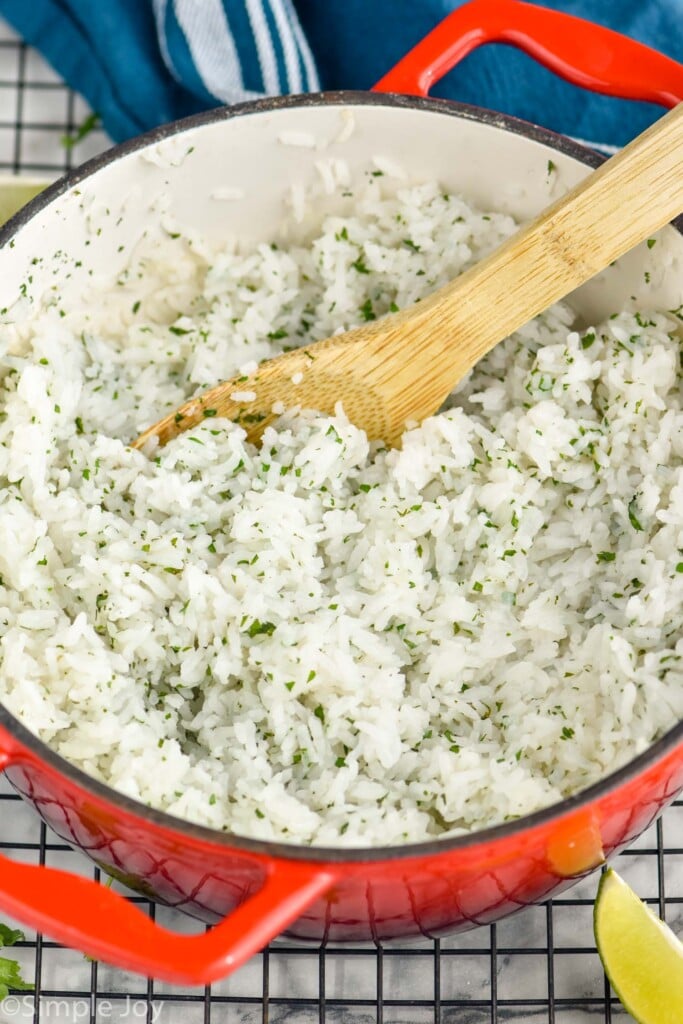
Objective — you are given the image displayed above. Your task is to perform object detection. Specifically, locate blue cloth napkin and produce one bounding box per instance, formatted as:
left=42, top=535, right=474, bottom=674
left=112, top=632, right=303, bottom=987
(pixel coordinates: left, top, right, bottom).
left=0, top=0, right=680, bottom=149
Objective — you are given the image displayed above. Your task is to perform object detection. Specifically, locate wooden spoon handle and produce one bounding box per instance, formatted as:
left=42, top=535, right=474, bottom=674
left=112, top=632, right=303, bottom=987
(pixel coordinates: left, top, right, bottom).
left=372, top=102, right=683, bottom=395
left=135, top=105, right=683, bottom=452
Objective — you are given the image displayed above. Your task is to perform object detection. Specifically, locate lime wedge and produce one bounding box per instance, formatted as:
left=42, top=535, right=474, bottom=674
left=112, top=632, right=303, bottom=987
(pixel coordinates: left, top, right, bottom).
left=0, top=177, right=49, bottom=226
left=594, top=868, right=683, bottom=1024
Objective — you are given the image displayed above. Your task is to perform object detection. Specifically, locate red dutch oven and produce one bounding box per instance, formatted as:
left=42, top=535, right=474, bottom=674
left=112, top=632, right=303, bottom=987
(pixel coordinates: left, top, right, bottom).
left=0, top=0, right=682, bottom=986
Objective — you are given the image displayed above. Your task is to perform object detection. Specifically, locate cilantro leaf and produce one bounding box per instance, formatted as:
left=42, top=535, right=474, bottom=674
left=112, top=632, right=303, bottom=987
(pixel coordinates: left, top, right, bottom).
left=61, top=112, right=100, bottom=150
left=0, top=956, right=34, bottom=1000
left=0, top=924, right=24, bottom=948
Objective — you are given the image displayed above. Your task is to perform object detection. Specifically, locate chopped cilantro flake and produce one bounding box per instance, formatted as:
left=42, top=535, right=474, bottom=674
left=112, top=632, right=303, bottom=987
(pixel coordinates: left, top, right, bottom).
left=246, top=619, right=276, bottom=638
left=359, top=298, right=375, bottom=321
left=628, top=497, right=644, bottom=531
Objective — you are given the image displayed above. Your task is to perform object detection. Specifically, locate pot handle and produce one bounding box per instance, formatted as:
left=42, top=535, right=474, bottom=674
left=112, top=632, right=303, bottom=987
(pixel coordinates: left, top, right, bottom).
left=0, top=744, right=335, bottom=986
left=0, top=845, right=335, bottom=985
left=373, top=0, right=683, bottom=108
left=0, top=846, right=335, bottom=985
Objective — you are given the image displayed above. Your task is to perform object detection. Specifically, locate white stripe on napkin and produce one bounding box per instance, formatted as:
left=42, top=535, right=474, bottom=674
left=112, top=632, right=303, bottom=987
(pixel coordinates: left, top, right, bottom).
left=269, top=0, right=302, bottom=94
left=152, top=0, right=176, bottom=83
left=289, top=8, right=320, bottom=92
left=175, top=0, right=254, bottom=99
left=244, top=0, right=281, bottom=94
left=154, top=0, right=319, bottom=102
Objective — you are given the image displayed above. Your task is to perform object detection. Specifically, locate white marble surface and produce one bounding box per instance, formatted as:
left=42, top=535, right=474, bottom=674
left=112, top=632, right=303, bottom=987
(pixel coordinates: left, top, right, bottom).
left=0, top=17, right=680, bottom=1023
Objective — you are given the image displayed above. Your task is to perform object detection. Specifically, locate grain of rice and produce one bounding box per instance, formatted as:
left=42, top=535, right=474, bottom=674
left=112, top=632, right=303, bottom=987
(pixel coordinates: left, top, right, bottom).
left=278, top=131, right=317, bottom=148
left=229, top=390, right=257, bottom=402
left=211, top=187, right=246, bottom=201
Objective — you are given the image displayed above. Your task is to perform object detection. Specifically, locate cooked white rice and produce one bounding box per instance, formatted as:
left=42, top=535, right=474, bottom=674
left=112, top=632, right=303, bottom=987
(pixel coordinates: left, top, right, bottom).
left=0, top=178, right=681, bottom=847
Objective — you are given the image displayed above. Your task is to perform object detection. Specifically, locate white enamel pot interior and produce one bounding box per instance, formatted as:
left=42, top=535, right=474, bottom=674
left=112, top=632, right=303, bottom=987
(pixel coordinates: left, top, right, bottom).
left=1, top=93, right=681, bottom=325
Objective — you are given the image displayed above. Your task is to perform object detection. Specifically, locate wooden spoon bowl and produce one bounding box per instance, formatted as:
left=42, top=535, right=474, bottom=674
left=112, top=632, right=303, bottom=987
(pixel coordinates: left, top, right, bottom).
left=134, top=103, right=683, bottom=452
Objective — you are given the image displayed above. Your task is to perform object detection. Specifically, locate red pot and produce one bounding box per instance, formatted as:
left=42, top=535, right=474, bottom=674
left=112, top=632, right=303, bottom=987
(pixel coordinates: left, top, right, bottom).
left=0, top=0, right=682, bottom=986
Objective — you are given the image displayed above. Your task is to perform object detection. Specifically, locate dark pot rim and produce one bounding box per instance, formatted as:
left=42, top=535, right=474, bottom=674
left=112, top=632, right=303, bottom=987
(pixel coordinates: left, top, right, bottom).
left=1, top=89, right=681, bottom=864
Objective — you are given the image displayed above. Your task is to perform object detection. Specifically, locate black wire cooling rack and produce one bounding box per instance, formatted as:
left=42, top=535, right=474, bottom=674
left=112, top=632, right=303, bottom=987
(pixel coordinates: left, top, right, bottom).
left=0, top=18, right=681, bottom=1024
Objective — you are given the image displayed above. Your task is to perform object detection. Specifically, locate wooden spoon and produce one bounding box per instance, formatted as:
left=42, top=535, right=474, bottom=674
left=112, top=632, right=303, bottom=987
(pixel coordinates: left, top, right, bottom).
left=134, top=103, right=683, bottom=452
